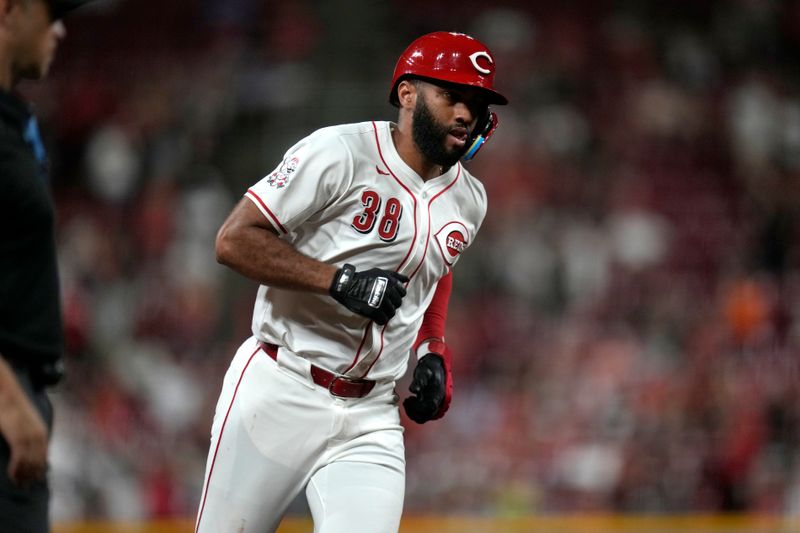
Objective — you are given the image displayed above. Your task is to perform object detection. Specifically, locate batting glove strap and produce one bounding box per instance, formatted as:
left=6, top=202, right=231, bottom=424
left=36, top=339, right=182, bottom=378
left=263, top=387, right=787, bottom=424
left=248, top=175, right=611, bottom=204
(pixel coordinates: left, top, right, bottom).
left=331, top=263, right=356, bottom=295
left=329, top=263, right=409, bottom=326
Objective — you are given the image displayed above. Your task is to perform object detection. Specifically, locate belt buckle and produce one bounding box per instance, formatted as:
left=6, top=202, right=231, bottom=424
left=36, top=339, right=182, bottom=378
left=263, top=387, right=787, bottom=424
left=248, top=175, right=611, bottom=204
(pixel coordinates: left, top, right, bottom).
left=328, top=375, right=367, bottom=398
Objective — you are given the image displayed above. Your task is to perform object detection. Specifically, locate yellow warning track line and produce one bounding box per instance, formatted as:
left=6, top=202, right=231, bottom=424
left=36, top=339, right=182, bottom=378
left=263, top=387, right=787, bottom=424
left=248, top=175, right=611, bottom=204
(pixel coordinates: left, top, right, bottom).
left=53, top=514, right=800, bottom=533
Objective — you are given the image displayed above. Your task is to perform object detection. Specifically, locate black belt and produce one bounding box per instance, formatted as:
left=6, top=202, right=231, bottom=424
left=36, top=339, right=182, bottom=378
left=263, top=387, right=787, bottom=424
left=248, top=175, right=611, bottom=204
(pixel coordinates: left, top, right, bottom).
left=259, top=341, right=376, bottom=399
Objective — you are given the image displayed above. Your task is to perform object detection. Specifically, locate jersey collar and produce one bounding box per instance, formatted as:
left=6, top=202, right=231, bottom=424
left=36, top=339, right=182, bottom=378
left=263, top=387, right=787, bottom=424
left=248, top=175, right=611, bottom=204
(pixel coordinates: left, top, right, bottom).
left=381, top=121, right=460, bottom=188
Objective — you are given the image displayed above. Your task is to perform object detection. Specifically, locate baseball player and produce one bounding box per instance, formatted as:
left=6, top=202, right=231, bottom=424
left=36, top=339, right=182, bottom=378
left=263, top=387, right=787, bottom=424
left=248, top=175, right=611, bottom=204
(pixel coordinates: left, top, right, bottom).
left=195, top=31, right=507, bottom=533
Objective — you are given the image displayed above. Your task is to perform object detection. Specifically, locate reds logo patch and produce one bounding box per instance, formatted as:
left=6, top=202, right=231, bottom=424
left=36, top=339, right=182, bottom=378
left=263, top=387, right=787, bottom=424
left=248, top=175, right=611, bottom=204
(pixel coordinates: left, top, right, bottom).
left=445, top=231, right=466, bottom=256
left=266, top=156, right=299, bottom=189
left=434, top=221, right=470, bottom=266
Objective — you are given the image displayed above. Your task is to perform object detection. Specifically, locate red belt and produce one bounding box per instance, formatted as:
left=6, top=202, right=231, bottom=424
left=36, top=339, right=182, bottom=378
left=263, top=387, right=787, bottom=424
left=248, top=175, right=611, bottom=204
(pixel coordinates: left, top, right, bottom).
left=259, top=341, right=376, bottom=399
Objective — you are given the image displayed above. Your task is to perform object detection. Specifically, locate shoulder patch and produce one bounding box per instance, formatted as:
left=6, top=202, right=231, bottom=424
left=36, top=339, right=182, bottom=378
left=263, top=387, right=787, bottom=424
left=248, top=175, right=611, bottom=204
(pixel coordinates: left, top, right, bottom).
left=267, top=156, right=300, bottom=189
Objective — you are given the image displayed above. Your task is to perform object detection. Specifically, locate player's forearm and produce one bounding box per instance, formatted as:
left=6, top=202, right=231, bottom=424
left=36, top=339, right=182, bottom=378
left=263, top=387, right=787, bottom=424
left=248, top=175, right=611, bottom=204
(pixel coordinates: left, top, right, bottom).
left=216, top=224, right=337, bottom=293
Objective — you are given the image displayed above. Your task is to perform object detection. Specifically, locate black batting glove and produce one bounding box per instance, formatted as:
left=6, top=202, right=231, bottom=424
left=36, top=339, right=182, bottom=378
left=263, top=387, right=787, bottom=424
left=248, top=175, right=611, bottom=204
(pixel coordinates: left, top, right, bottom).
left=330, top=263, right=409, bottom=325
left=403, top=354, right=446, bottom=424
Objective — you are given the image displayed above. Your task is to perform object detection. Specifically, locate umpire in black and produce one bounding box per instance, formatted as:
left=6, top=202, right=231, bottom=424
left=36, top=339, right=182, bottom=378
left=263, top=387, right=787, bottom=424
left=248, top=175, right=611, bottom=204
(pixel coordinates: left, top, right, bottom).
left=0, top=0, right=92, bottom=531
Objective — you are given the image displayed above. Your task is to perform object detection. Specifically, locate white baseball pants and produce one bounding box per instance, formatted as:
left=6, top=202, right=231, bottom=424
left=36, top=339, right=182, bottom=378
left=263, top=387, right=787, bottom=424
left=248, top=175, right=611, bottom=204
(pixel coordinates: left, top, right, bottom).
left=195, top=336, right=406, bottom=533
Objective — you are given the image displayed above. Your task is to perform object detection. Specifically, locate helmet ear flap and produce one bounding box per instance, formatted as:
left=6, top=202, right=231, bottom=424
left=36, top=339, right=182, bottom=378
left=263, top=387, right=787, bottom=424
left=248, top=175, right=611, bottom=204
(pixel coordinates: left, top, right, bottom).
left=462, top=111, right=498, bottom=161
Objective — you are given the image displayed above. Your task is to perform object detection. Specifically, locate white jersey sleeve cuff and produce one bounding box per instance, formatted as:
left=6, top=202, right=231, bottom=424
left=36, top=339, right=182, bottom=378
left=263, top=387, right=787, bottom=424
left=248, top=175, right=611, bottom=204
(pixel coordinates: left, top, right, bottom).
left=245, top=189, right=288, bottom=234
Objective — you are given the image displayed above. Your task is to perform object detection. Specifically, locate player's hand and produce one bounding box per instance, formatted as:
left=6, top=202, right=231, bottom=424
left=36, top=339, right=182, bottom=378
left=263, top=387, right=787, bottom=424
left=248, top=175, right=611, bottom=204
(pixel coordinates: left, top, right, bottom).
left=330, top=263, right=408, bottom=325
left=403, top=354, right=449, bottom=424
left=0, top=385, right=48, bottom=486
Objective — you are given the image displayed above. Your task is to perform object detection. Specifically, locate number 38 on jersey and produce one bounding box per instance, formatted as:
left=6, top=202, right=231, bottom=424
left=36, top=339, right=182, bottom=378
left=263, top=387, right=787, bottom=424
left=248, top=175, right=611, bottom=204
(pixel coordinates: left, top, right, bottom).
left=351, top=190, right=403, bottom=242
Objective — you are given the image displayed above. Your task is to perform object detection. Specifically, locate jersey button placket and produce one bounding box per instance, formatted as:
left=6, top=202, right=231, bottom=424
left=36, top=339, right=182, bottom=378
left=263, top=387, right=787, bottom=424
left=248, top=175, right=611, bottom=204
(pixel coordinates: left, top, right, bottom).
left=409, top=192, right=429, bottom=266
left=419, top=192, right=429, bottom=243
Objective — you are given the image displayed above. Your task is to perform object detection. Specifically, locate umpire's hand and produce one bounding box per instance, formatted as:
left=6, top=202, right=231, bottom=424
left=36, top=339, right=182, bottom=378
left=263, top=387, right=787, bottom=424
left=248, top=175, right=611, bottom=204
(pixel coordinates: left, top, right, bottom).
left=330, top=263, right=408, bottom=325
left=0, top=359, right=48, bottom=486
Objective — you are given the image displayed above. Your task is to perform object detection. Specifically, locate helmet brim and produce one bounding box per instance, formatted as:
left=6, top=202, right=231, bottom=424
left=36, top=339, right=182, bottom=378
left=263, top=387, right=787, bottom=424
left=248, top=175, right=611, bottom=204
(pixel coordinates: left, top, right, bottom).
left=390, top=75, right=508, bottom=107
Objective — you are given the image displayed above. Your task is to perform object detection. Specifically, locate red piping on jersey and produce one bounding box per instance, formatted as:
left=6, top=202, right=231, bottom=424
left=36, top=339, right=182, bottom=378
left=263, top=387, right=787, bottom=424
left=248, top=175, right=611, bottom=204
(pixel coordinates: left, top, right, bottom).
left=372, top=122, right=418, bottom=273
left=195, top=344, right=261, bottom=533
left=351, top=122, right=461, bottom=379
left=246, top=189, right=288, bottom=234
left=345, top=327, right=371, bottom=375
left=360, top=165, right=461, bottom=378
left=407, top=165, right=460, bottom=281
left=359, top=324, right=388, bottom=378
left=343, top=122, right=419, bottom=375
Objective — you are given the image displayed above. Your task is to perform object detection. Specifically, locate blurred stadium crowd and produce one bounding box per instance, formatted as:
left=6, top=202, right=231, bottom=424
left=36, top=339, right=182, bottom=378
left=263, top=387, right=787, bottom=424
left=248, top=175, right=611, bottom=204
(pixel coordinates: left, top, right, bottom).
left=20, top=0, right=800, bottom=522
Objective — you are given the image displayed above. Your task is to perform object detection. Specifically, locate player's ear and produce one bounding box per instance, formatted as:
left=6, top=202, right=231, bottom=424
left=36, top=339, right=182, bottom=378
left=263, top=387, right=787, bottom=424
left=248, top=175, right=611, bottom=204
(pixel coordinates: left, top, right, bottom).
left=396, top=79, right=417, bottom=109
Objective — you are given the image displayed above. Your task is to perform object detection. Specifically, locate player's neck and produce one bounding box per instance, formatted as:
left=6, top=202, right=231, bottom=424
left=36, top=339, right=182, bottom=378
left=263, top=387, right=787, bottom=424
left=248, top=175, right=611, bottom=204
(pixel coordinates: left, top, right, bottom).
left=390, top=123, right=446, bottom=181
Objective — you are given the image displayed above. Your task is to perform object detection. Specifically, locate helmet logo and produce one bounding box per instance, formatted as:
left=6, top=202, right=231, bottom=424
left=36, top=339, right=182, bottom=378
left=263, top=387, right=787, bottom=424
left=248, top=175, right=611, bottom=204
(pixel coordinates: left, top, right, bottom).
left=469, top=51, right=493, bottom=75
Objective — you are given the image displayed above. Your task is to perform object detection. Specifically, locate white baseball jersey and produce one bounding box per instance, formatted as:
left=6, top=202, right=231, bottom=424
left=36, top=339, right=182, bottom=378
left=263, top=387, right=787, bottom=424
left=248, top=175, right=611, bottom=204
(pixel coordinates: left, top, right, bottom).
left=197, top=121, right=489, bottom=533
left=244, top=120, right=487, bottom=383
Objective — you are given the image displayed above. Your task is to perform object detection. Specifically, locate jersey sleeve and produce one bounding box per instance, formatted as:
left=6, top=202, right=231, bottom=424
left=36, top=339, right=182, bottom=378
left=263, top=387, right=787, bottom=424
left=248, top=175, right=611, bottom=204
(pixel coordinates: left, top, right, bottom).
left=413, top=270, right=453, bottom=357
left=245, top=129, right=353, bottom=234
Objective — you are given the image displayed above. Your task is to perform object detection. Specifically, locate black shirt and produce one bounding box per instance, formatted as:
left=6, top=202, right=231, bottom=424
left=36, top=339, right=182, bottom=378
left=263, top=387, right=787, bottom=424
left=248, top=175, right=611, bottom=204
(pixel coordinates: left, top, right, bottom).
left=0, top=90, right=64, bottom=385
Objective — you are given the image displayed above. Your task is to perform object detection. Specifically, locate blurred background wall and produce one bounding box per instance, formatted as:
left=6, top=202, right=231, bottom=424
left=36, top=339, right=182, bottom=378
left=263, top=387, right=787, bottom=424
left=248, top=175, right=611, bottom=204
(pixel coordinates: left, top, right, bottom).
left=19, top=0, right=800, bottom=522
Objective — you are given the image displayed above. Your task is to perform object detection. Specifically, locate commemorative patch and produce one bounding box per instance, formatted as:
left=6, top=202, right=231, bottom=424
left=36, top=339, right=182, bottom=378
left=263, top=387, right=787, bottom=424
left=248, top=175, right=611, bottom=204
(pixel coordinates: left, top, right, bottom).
left=266, top=156, right=300, bottom=189
left=434, top=221, right=469, bottom=266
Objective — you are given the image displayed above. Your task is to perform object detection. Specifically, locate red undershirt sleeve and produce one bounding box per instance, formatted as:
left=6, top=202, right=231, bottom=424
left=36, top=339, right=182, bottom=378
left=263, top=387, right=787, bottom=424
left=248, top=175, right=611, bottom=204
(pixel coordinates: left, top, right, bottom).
left=414, top=270, right=453, bottom=350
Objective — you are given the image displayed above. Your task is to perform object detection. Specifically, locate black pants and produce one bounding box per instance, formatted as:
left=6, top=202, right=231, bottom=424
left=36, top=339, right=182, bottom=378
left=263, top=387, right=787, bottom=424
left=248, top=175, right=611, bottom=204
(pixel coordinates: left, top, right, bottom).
left=0, top=367, right=53, bottom=533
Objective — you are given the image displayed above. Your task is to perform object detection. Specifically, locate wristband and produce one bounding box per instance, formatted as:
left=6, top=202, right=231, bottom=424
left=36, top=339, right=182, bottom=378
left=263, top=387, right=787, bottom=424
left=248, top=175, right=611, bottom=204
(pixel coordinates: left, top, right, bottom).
left=416, top=338, right=446, bottom=360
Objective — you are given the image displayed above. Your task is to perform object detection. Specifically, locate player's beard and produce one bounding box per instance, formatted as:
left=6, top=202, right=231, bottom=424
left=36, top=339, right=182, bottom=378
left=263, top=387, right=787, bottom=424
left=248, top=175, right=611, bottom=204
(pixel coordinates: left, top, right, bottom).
left=412, top=96, right=466, bottom=169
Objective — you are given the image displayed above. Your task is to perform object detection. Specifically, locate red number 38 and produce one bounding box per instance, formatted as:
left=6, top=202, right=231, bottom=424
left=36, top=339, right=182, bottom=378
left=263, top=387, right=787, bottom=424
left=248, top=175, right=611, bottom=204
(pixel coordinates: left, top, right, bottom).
left=351, top=190, right=403, bottom=242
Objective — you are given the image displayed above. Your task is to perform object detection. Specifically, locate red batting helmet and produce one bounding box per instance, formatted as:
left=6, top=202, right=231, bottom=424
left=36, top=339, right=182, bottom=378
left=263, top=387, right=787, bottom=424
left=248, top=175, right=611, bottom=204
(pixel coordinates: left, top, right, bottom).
left=389, top=31, right=508, bottom=107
